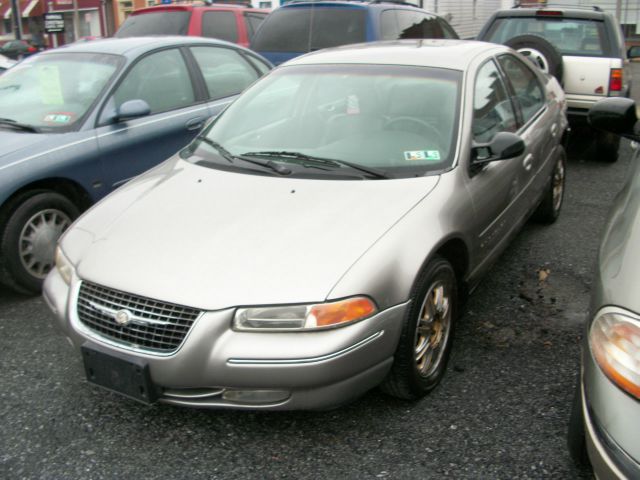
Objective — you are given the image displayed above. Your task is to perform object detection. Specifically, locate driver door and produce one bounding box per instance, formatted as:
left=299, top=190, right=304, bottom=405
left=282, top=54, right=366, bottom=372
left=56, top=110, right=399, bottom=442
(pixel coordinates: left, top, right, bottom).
left=465, top=58, right=530, bottom=267
left=95, top=47, right=209, bottom=191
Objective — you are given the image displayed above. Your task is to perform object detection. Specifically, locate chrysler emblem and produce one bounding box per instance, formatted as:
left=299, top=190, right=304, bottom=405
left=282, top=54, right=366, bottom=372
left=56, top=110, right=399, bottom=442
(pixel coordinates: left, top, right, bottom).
left=114, top=309, right=132, bottom=326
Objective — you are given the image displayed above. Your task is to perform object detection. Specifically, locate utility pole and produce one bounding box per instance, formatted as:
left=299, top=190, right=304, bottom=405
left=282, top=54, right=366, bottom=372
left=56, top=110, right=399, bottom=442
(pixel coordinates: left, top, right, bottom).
left=73, top=0, right=80, bottom=41
left=10, top=0, right=22, bottom=39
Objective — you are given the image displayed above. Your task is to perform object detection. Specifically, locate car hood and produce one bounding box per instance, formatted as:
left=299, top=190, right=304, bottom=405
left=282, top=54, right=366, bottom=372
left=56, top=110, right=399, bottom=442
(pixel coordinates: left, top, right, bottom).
left=0, top=129, right=57, bottom=165
left=68, top=158, right=440, bottom=311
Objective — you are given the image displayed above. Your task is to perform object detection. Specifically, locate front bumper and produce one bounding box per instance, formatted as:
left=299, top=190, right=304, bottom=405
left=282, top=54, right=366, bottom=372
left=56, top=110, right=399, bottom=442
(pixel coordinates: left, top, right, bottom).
left=43, top=269, right=407, bottom=410
left=581, top=346, right=640, bottom=479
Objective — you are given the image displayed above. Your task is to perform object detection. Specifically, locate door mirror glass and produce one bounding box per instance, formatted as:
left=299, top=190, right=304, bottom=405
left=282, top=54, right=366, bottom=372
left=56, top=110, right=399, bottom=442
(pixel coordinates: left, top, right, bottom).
left=588, top=97, right=639, bottom=141
left=628, top=46, right=640, bottom=59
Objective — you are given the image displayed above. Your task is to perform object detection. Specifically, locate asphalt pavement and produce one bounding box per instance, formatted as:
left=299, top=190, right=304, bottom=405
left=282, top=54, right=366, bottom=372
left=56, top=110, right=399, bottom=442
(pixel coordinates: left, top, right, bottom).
left=3, top=76, right=640, bottom=479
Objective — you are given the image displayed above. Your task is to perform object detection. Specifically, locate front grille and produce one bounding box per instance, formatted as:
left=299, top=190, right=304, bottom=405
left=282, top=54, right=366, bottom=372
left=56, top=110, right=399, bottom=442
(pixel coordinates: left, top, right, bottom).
left=77, top=281, right=201, bottom=353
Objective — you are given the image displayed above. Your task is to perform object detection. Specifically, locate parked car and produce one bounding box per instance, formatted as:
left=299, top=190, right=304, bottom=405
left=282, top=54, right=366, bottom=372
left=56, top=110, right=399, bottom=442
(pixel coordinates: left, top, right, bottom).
left=0, top=39, right=39, bottom=60
left=477, top=5, right=631, bottom=161
left=251, top=0, right=458, bottom=66
left=0, top=36, right=271, bottom=294
left=114, top=3, right=268, bottom=48
left=0, top=53, right=16, bottom=73
left=44, top=40, right=568, bottom=410
left=568, top=96, right=640, bottom=478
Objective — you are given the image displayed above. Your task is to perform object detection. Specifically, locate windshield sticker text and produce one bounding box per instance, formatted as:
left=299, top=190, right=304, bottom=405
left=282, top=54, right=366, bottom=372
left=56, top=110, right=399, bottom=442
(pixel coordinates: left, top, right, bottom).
left=404, top=150, right=441, bottom=161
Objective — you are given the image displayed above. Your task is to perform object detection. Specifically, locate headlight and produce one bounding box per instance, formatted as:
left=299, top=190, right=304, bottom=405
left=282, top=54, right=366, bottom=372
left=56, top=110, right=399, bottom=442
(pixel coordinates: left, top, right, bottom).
left=54, top=246, right=74, bottom=285
left=590, top=308, right=640, bottom=399
left=234, top=296, right=377, bottom=331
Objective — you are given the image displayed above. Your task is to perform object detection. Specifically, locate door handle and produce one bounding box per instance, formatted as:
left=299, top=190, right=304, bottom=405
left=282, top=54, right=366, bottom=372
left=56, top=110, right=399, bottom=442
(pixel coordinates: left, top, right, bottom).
left=550, top=123, right=558, bottom=138
left=523, top=153, right=533, bottom=171
left=185, top=117, right=205, bottom=131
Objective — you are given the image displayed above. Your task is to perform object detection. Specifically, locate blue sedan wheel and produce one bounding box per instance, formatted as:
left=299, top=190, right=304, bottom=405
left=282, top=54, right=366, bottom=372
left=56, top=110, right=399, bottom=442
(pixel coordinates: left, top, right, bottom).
left=1, top=192, right=79, bottom=293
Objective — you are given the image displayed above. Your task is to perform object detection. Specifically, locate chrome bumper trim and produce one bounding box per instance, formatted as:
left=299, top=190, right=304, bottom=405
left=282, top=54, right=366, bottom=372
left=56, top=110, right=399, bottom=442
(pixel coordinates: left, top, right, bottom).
left=227, top=330, right=385, bottom=365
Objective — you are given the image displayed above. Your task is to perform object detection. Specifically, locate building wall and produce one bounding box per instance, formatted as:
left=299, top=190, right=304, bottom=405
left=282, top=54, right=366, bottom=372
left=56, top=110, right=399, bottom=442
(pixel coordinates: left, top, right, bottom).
left=421, top=0, right=505, bottom=39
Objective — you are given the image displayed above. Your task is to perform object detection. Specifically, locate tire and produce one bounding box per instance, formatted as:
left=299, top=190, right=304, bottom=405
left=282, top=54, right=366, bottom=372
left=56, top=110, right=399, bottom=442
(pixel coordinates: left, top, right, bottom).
left=568, top=379, right=590, bottom=466
left=505, top=34, right=564, bottom=82
left=381, top=255, right=457, bottom=400
left=594, top=129, right=620, bottom=163
left=0, top=191, right=79, bottom=294
left=533, top=147, right=566, bottom=224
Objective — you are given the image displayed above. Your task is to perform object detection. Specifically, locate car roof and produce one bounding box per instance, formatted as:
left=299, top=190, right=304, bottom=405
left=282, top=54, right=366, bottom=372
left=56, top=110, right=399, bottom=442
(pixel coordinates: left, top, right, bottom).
left=286, top=39, right=507, bottom=70
left=131, top=4, right=268, bottom=14
left=38, top=36, right=242, bottom=58
left=492, top=7, right=607, bottom=20
left=280, top=0, right=436, bottom=12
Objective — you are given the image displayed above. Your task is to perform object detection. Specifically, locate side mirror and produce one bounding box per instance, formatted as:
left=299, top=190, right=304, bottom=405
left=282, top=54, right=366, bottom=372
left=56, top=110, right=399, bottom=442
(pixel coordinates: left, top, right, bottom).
left=471, top=132, right=525, bottom=165
left=628, top=45, right=640, bottom=59
left=588, top=97, right=639, bottom=141
left=116, top=99, right=151, bottom=122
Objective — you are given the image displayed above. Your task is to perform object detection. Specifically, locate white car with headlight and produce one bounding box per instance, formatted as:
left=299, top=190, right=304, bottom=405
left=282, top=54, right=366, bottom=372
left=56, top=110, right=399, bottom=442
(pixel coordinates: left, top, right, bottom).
left=569, top=97, right=640, bottom=478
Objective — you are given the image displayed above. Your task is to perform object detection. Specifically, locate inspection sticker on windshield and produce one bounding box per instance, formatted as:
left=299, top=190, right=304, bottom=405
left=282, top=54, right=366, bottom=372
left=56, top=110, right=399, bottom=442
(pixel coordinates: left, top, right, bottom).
left=404, top=150, right=440, bottom=161
left=43, top=113, right=73, bottom=124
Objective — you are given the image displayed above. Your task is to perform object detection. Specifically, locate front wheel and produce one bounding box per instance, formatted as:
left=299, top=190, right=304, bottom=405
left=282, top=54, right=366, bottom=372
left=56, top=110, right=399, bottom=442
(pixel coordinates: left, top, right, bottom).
left=0, top=191, right=79, bottom=294
left=381, top=256, right=457, bottom=400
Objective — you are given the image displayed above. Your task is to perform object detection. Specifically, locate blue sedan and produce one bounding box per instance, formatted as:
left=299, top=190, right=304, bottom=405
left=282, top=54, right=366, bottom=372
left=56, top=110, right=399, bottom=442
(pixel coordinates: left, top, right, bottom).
left=0, top=37, right=271, bottom=293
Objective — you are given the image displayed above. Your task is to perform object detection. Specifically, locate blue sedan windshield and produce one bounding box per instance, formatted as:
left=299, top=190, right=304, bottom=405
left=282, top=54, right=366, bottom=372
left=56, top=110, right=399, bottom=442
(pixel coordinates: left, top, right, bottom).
left=0, top=52, right=121, bottom=131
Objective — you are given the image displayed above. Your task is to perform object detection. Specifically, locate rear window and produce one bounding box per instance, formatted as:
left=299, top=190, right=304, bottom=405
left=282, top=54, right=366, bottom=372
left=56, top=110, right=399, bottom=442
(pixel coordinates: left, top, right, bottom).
left=202, top=11, right=238, bottom=42
left=115, top=11, right=191, bottom=37
left=251, top=7, right=366, bottom=52
left=485, top=17, right=608, bottom=56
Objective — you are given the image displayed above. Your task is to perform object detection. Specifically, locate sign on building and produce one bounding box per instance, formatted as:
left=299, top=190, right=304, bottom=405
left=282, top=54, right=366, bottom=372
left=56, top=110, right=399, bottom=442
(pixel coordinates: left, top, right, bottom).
left=44, top=13, right=65, bottom=33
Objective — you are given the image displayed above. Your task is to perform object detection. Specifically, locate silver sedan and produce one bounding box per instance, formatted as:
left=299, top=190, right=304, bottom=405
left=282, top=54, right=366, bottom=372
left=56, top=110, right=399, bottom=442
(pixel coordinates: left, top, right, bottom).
left=44, top=40, right=569, bottom=410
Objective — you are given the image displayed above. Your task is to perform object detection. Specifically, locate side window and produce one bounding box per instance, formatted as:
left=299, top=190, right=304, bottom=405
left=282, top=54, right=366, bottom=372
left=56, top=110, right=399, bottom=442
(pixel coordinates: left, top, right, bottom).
left=418, top=14, right=445, bottom=38
left=498, top=54, right=545, bottom=124
left=245, top=53, right=271, bottom=76
left=202, top=11, right=238, bottom=43
left=113, top=49, right=195, bottom=114
left=190, top=46, right=259, bottom=100
left=381, top=10, right=421, bottom=40
left=473, top=59, right=517, bottom=143
left=437, top=18, right=458, bottom=39
left=245, top=12, right=266, bottom=40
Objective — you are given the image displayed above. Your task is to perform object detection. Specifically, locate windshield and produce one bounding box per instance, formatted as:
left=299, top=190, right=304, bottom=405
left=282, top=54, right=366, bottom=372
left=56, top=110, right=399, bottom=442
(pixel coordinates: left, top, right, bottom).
left=115, top=11, right=191, bottom=37
left=485, top=17, right=608, bottom=56
left=0, top=52, right=121, bottom=131
left=194, top=64, right=461, bottom=179
left=251, top=8, right=367, bottom=52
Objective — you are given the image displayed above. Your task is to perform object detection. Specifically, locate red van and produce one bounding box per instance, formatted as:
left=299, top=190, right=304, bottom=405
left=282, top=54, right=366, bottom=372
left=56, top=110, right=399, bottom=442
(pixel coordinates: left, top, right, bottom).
left=115, top=3, right=269, bottom=48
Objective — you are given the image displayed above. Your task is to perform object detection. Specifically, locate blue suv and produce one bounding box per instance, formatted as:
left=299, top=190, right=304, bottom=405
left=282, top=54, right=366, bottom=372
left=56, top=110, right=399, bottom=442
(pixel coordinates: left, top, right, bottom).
left=251, top=0, right=458, bottom=65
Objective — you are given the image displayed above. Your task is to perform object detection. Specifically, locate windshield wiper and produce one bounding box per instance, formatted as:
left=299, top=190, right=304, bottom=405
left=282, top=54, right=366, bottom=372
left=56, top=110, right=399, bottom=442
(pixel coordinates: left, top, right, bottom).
left=196, top=136, right=236, bottom=163
left=241, top=151, right=389, bottom=179
left=0, top=118, right=39, bottom=133
left=196, top=137, right=291, bottom=175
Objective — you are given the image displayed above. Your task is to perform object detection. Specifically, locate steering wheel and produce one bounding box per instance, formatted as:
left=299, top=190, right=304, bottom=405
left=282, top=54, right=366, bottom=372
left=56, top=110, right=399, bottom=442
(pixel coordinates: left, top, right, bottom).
left=384, top=116, right=442, bottom=141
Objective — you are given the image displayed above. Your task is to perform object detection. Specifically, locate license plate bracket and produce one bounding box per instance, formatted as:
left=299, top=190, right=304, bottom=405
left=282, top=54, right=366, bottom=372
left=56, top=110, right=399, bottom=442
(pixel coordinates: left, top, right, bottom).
left=81, top=343, right=157, bottom=404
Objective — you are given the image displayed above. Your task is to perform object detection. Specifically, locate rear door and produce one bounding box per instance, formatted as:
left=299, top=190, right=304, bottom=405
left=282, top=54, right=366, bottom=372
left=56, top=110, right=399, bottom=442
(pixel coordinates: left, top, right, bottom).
left=497, top=53, right=556, bottom=205
left=95, top=47, right=209, bottom=190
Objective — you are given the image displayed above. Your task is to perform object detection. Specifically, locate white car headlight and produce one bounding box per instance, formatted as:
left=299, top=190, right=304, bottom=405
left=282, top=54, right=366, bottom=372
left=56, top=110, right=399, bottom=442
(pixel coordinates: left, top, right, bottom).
left=234, top=296, right=377, bottom=331
left=54, top=246, right=74, bottom=285
left=590, top=308, right=640, bottom=399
